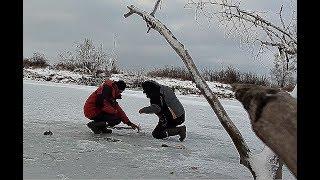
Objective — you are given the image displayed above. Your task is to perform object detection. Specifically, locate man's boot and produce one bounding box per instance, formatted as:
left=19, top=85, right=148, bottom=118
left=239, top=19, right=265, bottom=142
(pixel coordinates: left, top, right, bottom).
left=87, top=121, right=102, bottom=134
left=96, top=121, right=113, bottom=134
left=100, top=126, right=112, bottom=134
left=87, top=121, right=112, bottom=134
left=166, top=125, right=186, bottom=142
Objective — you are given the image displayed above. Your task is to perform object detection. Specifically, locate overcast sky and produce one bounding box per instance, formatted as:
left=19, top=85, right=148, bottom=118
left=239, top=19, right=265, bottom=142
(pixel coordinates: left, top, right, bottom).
left=23, top=0, right=296, bottom=76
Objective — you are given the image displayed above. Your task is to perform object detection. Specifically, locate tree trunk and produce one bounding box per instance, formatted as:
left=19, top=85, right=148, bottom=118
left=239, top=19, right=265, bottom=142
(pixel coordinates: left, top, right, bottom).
left=232, top=84, right=297, bottom=177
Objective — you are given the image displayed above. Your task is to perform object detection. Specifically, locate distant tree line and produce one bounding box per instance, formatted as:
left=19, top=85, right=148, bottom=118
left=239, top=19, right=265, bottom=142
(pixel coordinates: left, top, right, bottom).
left=23, top=38, right=295, bottom=91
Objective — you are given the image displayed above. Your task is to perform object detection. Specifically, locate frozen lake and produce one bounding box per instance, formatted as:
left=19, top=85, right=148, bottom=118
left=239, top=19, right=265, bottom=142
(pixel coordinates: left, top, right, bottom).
left=23, top=80, right=294, bottom=179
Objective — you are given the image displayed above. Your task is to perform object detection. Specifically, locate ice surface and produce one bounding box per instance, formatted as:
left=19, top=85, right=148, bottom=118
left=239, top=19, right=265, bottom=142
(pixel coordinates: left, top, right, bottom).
left=23, top=79, right=295, bottom=179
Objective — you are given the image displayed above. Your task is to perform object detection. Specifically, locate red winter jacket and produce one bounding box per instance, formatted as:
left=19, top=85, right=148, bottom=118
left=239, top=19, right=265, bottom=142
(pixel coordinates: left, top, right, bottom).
left=83, top=80, right=131, bottom=125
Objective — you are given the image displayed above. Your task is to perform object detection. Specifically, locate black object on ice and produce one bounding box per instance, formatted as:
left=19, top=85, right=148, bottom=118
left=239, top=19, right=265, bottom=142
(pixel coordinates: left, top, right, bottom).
left=44, top=131, right=53, bottom=135
left=161, top=144, right=169, bottom=147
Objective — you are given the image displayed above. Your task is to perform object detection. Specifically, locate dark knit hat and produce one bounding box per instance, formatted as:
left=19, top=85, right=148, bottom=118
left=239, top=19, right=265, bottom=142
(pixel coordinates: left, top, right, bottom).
left=115, top=80, right=126, bottom=91
left=141, top=80, right=160, bottom=95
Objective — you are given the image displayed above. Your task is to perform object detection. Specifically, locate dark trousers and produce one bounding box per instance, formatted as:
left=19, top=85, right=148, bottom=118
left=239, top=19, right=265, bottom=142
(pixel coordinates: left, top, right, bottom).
left=152, top=114, right=185, bottom=139
left=92, top=112, right=121, bottom=127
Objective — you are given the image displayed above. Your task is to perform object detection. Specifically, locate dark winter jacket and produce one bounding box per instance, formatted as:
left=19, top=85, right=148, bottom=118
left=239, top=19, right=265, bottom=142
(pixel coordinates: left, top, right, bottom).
left=140, top=80, right=185, bottom=120
left=83, top=79, right=132, bottom=125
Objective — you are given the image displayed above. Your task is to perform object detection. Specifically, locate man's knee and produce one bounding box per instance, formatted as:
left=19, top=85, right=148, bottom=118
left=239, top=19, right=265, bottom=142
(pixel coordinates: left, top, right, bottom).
left=176, top=114, right=185, bottom=125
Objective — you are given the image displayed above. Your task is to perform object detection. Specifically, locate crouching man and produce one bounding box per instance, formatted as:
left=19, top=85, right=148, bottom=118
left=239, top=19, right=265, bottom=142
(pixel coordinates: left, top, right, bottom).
left=84, top=79, right=140, bottom=134
left=139, top=80, right=186, bottom=141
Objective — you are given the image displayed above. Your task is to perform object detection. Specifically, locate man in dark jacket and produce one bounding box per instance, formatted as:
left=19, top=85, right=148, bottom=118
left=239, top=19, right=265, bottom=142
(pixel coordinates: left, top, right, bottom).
left=84, top=79, right=140, bottom=134
left=139, top=80, right=186, bottom=141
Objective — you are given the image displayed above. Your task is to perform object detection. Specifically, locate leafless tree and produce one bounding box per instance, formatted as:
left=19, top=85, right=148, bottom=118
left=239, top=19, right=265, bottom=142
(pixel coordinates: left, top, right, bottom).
left=184, top=0, right=297, bottom=90
left=124, top=1, right=288, bottom=179
left=184, top=0, right=296, bottom=58
left=58, top=38, right=111, bottom=76
left=270, top=52, right=296, bottom=89
left=75, top=38, right=107, bottom=75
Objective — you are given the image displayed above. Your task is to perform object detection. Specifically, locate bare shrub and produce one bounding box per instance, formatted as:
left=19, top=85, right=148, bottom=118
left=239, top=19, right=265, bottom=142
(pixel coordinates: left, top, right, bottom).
left=54, top=62, right=80, bottom=72
left=23, top=52, right=49, bottom=68
left=203, top=66, right=270, bottom=86
left=77, top=76, right=105, bottom=86
left=147, top=66, right=192, bottom=81
left=23, top=58, right=33, bottom=68
left=202, top=66, right=240, bottom=83
left=147, top=66, right=271, bottom=86
left=241, top=73, right=270, bottom=86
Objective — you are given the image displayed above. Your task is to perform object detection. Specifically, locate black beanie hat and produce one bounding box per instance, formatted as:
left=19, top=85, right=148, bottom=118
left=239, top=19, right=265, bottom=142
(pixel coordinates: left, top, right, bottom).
left=142, top=80, right=160, bottom=94
left=115, top=80, right=126, bottom=91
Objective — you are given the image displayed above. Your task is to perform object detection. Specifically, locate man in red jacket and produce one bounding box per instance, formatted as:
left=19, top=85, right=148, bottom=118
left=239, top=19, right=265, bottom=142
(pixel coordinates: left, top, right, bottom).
left=84, top=79, right=140, bottom=134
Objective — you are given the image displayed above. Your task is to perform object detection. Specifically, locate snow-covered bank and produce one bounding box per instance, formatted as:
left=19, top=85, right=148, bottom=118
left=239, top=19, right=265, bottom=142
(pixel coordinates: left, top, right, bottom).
left=23, top=67, right=235, bottom=98
left=23, top=79, right=295, bottom=179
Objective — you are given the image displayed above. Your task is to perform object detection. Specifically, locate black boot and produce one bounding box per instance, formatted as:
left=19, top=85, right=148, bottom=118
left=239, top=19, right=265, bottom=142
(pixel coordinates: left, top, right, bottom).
left=87, top=121, right=112, bottom=134
left=166, top=125, right=186, bottom=142
left=100, top=127, right=112, bottom=134
left=87, top=121, right=102, bottom=134
left=97, top=122, right=112, bottom=134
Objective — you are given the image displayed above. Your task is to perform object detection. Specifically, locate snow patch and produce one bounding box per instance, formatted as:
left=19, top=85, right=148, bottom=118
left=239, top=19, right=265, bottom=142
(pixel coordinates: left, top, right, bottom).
left=249, top=146, right=280, bottom=180
left=290, top=84, right=297, bottom=99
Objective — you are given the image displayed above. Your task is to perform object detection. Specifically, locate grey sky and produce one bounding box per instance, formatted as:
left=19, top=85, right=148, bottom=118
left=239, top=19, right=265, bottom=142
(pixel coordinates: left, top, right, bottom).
left=23, top=0, right=296, bottom=76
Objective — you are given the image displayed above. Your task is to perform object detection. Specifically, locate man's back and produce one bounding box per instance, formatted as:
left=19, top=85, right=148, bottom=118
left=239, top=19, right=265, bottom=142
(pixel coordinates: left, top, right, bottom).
left=160, top=85, right=185, bottom=118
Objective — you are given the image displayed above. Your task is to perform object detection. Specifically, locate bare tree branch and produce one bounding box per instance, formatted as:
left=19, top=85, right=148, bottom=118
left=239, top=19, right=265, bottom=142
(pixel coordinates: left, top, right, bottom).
left=279, top=5, right=286, bottom=31
left=259, top=40, right=296, bottom=55
left=185, top=0, right=297, bottom=61
left=147, top=0, right=162, bottom=33
left=150, top=0, right=162, bottom=17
